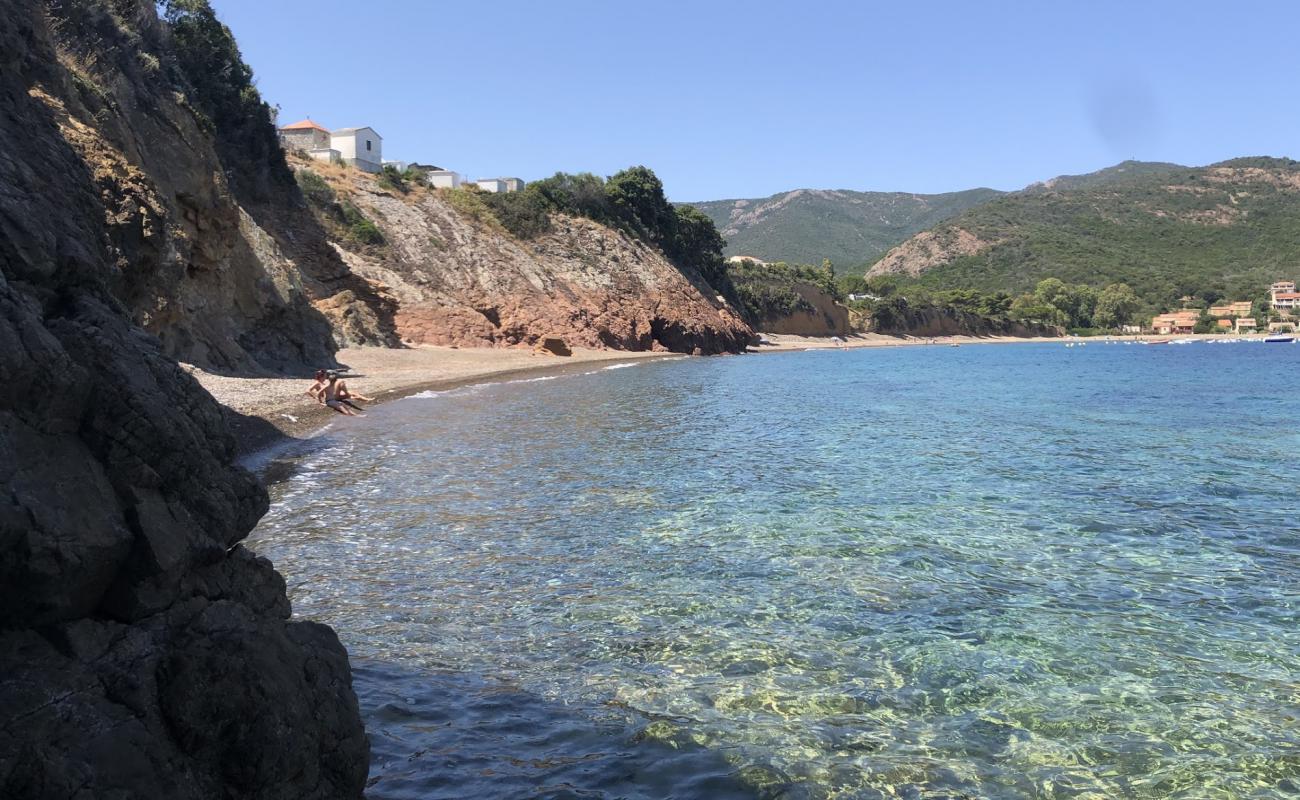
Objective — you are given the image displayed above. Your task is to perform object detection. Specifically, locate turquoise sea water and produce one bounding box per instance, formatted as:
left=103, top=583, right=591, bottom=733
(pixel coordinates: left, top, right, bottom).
left=248, top=342, right=1300, bottom=799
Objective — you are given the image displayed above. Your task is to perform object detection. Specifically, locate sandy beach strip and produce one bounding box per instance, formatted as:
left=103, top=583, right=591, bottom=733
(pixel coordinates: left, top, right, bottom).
left=186, top=345, right=674, bottom=455
left=191, top=331, right=1273, bottom=456
left=749, top=332, right=1063, bottom=351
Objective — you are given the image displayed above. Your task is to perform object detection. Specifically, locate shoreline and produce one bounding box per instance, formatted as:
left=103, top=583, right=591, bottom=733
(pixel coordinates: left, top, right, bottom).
left=194, top=332, right=1280, bottom=462
left=186, top=346, right=679, bottom=460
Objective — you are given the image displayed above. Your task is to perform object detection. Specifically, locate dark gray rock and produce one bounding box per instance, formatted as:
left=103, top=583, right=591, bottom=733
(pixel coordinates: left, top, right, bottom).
left=0, top=0, right=368, bottom=796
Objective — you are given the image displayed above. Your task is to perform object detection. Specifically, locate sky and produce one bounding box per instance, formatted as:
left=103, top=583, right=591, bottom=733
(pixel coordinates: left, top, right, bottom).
left=211, top=0, right=1300, bottom=201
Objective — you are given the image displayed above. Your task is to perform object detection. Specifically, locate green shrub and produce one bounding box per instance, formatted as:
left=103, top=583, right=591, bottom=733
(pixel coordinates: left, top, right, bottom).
left=377, top=164, right=408, bottom=193
left=482, top=187, right=553, bottom=239
left=339, top=201, right=384, bottom=245
left=295, top=168, right=334, bottom=205
left=441, top=186, right=501, bottom=229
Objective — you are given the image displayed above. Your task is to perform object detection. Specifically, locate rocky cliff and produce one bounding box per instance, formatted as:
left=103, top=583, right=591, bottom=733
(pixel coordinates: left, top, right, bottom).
left=295, top=160, right=753, bottom=355
left=31, top=0, right=395, bottom=375
left=0, top=1, right=367, bottom=797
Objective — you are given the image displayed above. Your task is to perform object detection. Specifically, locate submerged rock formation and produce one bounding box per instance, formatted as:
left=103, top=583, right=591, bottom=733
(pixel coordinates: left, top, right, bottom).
left=0, top=1, right=367, bottom=796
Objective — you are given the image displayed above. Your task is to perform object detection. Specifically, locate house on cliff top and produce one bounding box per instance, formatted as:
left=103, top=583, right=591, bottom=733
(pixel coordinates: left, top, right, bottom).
left=475, top=177, right=525, bottom=193
left=277, top=119, right=383, bottom=173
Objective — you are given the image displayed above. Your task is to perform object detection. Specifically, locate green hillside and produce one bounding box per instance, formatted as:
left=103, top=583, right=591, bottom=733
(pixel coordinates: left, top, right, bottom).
left=869, top=157, right=1300, bottom=307
left=688, top=187, right=1002, bottom=269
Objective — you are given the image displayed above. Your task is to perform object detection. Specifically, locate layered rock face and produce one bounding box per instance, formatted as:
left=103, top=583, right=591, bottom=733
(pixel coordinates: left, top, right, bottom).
left=316, top=168, right=753, bottom=355
left=0, top=2, right=367, bottom=796
left=29, top=0, right=393, bottom=374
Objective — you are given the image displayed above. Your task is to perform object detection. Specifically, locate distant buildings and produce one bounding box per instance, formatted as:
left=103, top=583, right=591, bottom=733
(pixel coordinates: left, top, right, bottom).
left=277, top=119, right=383, bottom=173
left=1234, top=317, right=1257, bottom=333
left=1151, top=311, right=1197, bottom=335
left=425, top=170, right=467, bottom=188
left=1270, top=280, right=1298, bottom=312
left=329, top=127, right=382, bottom=173
left=277, top=117, right=523, bottom=190
left=1208, top=301, right=1252, bottom=318
left=475, top=177, right=525, bottom=193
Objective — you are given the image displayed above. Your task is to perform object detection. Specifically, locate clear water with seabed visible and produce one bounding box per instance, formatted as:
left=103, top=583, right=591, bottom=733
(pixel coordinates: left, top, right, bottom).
left=247, top=341, right=1300, bottom=799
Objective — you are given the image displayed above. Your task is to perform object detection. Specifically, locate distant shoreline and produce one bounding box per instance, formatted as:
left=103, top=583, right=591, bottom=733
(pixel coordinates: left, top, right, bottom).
left=193, top=332, right=1282, bottom=464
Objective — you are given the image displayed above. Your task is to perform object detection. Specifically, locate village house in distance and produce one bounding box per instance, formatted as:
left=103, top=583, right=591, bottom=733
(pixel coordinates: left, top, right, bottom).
left=276, top=118, right=524, bottom=191
left=1149, top=278, right=1297, bottom=334
left=277, top=119, right=382, bottom=172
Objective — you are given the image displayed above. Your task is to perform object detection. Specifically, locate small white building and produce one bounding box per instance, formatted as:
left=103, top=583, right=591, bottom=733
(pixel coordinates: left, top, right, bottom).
left=475, top=177, right=525, bottom=193
left=425, top=170, right=466, bottom=189
left=382, top=160, right=410, bottom=172
left=330, top=126, right=382, bottom=173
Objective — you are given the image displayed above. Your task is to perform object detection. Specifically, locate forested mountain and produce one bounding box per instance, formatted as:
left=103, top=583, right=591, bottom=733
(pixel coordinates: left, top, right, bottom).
left=869, top=157, right=1300, bottom=306
left=689, top=187, right=1002, bottom=269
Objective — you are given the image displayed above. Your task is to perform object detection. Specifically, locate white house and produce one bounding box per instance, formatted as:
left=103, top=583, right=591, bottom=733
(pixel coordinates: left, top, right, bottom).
left=382, top=160, right=410, bottom=172
left=475, top=177, right=525, bottom=193
left=425, top=170, right=466, bottom=188
left=330, top=127, right=382, bottom=173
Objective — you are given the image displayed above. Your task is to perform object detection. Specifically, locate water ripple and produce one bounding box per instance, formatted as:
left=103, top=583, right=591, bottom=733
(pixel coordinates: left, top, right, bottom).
left=250, top=342, right=1300, bottom=799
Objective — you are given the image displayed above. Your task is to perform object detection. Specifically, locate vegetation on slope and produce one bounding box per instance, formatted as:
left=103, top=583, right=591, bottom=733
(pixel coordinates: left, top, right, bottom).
left=690, top=187, right=1003, bottom=270
left=726, top=259, right=840, bottom=323
left=459, top=167, right=735, bottom=298
left=159, top=0, right=293, bottom=201
left=871, top=158, right=1300, bottom=311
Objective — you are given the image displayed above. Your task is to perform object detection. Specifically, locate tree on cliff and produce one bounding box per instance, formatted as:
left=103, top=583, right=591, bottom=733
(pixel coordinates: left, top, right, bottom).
left=670, top=204, right=729, bottom=292
left=606, top=166, right=677, bottom=245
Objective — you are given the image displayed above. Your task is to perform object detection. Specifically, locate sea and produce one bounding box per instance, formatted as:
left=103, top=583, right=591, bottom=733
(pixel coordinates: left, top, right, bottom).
left=247, top=340, right=1300, bottom=799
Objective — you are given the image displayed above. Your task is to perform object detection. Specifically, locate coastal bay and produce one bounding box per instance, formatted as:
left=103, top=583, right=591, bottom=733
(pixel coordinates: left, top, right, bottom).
left=248, top=342, right=1300, bottom=799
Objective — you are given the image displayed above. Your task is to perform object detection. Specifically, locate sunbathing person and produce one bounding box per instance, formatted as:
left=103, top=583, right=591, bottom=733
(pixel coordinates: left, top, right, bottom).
left=337, top=379, right=374, bottom=412
left=306, top=369, right=328, bottom=404
left=322, top=372, right=361, bottom=416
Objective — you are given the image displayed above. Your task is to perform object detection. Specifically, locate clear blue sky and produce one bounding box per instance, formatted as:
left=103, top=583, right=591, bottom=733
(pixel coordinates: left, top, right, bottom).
left=211, top=0, right=1300, bottom=201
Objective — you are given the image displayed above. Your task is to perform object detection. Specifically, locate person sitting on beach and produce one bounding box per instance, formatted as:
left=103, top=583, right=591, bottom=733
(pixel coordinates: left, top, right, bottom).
left=335, top=375, right=374, bottom=412
left=322, top=372, right=362, bottom=416
left=306, top=369, right=328, bottom=404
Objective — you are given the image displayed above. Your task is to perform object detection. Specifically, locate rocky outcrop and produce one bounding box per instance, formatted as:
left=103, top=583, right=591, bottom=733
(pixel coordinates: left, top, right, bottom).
left=867, top=227, right=994, bottom=278
left=305, top=164, right=753, bottom=355
left=0, top=1, right=367, bottom=796
left=32, top=0, right=393, bottom=374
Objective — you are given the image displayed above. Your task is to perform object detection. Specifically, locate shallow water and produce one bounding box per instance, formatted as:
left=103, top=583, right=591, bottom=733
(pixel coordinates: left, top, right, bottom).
left=248, top=342, right=1300, bottom=799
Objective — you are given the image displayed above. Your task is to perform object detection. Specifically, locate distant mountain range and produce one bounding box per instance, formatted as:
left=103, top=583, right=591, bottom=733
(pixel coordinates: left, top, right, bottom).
left=869, top=157, right=1300, bottom=305
left=690, top=158, right=1300, bottom=307
left=687, top=188, right=1002, bottom=269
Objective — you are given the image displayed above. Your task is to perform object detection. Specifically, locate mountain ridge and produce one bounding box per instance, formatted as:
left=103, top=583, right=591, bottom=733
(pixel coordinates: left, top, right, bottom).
left=867, top=156, right=1300, bottom=306
left=687, top=186, right=1003, bottom=268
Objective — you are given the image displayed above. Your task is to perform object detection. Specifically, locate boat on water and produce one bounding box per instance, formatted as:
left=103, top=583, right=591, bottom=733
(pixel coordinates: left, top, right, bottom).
left=1264, top=335, right=1296, bottom=343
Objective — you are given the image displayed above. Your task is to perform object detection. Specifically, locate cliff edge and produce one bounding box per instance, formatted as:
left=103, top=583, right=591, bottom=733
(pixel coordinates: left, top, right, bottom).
left=0, top=2, right=367, bottom=797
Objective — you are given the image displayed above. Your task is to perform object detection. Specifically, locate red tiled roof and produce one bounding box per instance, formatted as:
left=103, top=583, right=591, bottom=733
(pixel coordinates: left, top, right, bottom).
left=1273, top=292, right=1300, bottom=300
left=279, top=119, right=329, bottom=132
